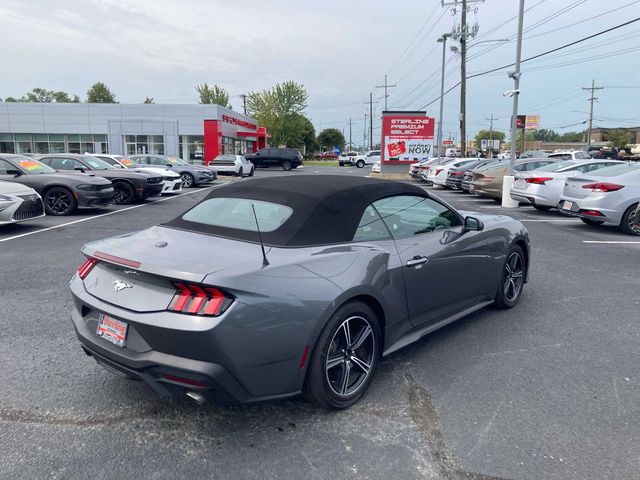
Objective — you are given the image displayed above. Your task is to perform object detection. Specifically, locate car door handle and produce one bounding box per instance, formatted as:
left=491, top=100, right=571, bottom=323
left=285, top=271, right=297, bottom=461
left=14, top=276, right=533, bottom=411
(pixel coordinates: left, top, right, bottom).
left=406, top=256, right=429, bottom=267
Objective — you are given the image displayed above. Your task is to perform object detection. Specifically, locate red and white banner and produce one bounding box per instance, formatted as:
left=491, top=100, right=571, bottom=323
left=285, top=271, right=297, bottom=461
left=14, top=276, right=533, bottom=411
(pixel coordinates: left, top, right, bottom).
left=381, top=113, right=435, bottom=163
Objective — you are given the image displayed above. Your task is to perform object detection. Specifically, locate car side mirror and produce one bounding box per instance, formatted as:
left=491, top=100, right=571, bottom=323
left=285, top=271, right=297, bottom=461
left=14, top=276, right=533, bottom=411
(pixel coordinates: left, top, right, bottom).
left=463, top=216, right=484, bottom=232
left=74, top=167, right=86, bottom=173
left=6, top=169, right=21, bottom=176
left=166, top=163, right=173, bottom=167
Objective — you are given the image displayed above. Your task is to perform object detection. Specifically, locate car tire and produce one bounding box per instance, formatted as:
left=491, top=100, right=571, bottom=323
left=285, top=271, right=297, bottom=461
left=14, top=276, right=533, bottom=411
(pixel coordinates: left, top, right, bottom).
left=303, top=300, right=380, bottom=409
left=339, top=162, right=344, bottom=167
left=181, top=172, right=195, bottom=188
left=249, top=167, right=254, bottom=177
left=113, top=181, right=135, bottom=204
left=620, top=203, right=640, bottom=236
left=494, top=244, right=526, bottom=309
left=580, top=218, right=605, bottom=226
left=533, top=205, right=552, bottom=212
left=282, top=160, right=292, bottom=171
left=237, top=167, right=243, bottom=177
left=356, top=160, right=365, bottom=168
left=43, top=186, right=77, bottom=216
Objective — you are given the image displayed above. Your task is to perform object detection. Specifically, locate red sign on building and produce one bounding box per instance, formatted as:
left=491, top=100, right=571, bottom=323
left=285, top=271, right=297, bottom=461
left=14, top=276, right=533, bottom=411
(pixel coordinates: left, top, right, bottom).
left=381, top=113, right=435, bottom=164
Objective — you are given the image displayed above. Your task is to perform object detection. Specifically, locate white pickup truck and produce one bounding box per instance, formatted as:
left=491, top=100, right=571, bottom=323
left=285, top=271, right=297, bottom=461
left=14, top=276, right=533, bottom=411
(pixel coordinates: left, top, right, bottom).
left=349, top=150, right=381, bottom=168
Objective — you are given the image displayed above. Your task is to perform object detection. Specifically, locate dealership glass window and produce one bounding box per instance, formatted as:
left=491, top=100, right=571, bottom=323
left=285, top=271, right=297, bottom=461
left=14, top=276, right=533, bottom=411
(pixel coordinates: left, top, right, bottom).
left=245, top=140, right=256, bottom=153
left=124, top=135, right=164, bottom=155
left=0, top=133, right=108, bottom=154
left=179, top=135, right=204, bottom=161
left=222, top=136, right=235, bottom=155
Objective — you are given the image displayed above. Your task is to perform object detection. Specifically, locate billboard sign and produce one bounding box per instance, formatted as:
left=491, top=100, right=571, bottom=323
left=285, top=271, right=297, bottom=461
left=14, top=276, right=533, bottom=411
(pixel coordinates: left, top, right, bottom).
left=381, top=113, right=435, bottom=163
left=525, top=114, right=540, bottom=130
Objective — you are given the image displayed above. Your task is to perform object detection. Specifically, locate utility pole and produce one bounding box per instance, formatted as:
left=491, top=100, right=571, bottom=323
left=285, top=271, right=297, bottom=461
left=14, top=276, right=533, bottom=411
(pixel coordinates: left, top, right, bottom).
left=375, top=74, right=397, bottom=111
left=442, top=0, right=482, bottom=157
left=363, top=113, right=368, bottom=151
left=349, top=117, right=352, bottom=151
left=240, top=94, right=247, bottom=114
left=437, top=33, right=452, bottom=161
left=485, top=113, right=497, bottom=158
left=582, top=79, right=604, bottom=146
left=364, top=93, right=379, bottom=151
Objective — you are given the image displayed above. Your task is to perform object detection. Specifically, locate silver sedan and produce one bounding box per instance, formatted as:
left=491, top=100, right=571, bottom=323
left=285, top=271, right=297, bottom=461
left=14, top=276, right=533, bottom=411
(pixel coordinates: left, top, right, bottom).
left=511, top=159, right=624, bottom=211
left=0, top=180, right=45, bottom=225
left=559, top=162, right=640, bottom=235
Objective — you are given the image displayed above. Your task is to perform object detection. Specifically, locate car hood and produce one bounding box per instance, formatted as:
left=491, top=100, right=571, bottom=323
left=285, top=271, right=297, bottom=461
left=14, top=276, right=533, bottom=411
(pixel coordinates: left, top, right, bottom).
left=34, top=172, right=112, bottom=185
left=0, top=181, right=37, bottom=196
left=93, top=170, right=154, bottom=180
left=132, top=167, right=178, bottom=177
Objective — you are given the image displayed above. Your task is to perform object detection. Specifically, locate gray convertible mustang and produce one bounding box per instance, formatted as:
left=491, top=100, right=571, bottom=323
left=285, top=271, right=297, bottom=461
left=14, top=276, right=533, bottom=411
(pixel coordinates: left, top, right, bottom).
left=70, top=175, right=530, bottom=409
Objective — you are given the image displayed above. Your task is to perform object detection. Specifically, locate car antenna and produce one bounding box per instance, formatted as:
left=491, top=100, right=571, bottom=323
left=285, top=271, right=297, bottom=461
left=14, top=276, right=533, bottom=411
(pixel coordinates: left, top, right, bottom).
left=251, top=204, right=269, bottom=266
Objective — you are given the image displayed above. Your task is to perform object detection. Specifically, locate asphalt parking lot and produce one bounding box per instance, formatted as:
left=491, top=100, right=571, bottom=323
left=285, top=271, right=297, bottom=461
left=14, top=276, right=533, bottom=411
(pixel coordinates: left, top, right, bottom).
left=1, top=165, right=638, bottom=480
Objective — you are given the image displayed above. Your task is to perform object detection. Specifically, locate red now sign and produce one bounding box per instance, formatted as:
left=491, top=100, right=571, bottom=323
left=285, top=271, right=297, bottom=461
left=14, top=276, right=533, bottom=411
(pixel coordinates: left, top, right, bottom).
left=222, top=114, right=257, bottom=131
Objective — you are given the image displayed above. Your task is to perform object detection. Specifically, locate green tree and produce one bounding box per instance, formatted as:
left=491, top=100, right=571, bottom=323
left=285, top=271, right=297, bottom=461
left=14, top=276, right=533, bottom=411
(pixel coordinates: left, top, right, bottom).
left=196, top=83, right=230, bottom=107
left=143, top=97, right=155, bottom=104
left=525, top=128, right=560, bottom=142
left=4, top=88, right=80, bottom=103
left=87, top=82, right=117, bottom=103
left=558, top=131, right=583, bottom=142
left=605, top=129, right=632, bottom=148
left=317, top=128, right=345, bottom=151
left=3, top=97, right=18, bottom=102
left=296, top=114, right=317, bottom=153
left=473, top=129, right=506, bottom=151
left=246, top=81, right=309, bottom=147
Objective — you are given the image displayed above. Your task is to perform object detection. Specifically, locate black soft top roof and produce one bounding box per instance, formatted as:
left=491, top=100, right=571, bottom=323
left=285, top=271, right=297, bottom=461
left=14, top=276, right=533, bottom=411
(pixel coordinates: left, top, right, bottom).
left=165, top=175, right=426, bottom=246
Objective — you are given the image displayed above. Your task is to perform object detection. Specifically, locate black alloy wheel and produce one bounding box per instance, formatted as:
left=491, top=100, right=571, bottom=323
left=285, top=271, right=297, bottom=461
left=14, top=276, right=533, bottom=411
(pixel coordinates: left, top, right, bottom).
left=44, top=187, right=77, bottom=216
left=620, top=203, right=640, bottom=236
left=356, top=160, right=365, bottom=168
left=495, top=245, right=526, bottom=309
left=113, top=181, right=135, bottom=204
left=248, top=167, right=254, bottom=177
left=303, top=301, right=380, bottom=409
left=580, top=218, right=605, bottom=226
left=282, top=160, right=292, bottom=171
left=237, top=167, right=243, bottom=177
left=339, top=162, right=344, bottom=167
left=181, top=172, right=195, bottom=188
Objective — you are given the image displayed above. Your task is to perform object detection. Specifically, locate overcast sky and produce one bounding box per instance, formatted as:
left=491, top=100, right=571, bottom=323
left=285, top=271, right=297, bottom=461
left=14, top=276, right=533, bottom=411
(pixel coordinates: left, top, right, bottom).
left=2, top=0, right=640, bottom=144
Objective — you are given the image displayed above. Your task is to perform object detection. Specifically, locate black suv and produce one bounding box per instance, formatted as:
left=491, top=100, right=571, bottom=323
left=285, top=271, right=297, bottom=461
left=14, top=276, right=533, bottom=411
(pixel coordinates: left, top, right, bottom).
left=245, top=148, right=303, bottom=171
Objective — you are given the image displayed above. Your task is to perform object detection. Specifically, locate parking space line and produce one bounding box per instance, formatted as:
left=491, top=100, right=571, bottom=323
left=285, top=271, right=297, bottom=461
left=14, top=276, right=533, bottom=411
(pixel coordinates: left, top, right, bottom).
left=519, top=219, right=580, bottom=223
left=0, top=187, right=212, bottom=244
left=582, top=240, right=640, bottom=244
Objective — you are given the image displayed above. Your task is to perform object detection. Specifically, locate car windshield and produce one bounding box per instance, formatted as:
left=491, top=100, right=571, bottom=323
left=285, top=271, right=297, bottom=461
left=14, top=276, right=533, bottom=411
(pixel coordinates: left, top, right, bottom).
left=16, top=158, right=56, bottom=174
left=537, top=161, right=577, bottom=172
left=84, top=156, right=115, bottom=170
left=588, top=163, right=640, bottom=177
left=166, top=156, right=189, bottom=166
left=181, top=198, right=293, bottom=232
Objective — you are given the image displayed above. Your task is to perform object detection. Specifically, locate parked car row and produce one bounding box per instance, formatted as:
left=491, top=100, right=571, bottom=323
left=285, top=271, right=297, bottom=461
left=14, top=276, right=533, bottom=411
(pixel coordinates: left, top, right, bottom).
left=0, top=153, right=216, bottom=220
left=339, top=150, right=381, bottom=168
left=410, top=156, right=640, bottom=236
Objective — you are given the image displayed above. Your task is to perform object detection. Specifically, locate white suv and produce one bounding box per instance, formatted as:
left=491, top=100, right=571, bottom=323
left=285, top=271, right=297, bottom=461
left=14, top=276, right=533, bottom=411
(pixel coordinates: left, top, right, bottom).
left=351, top=150, right=381, bottom=168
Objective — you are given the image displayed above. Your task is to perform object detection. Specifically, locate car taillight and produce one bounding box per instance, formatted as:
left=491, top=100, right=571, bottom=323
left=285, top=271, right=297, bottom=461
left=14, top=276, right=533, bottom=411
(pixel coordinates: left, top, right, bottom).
left=168, top=282, right=233, bottom=316
left=579, top=209, right=604, bottom=217
left=435, top=169, right=444, bottom=176
left=78, top=257, right=98, bottom=279
left=526, top=177, right=553, bottom=185
left=454, top=170, right=465, bottom=177
left=581, top=182, right=624, bottom=192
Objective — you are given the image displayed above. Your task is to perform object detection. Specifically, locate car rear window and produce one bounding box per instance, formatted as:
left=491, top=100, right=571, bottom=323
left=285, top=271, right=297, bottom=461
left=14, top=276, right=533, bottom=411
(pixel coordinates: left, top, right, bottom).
left=588, top=164, right=640, bottom=177
left=538, top=161, right=577, bottom=172
left=181, top=198, right=293, bottom=232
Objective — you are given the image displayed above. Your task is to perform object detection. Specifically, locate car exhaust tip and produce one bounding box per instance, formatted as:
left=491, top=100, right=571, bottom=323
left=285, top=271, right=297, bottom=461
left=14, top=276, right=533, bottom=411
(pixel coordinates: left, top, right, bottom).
left=186, top=391, right=207, bottom=405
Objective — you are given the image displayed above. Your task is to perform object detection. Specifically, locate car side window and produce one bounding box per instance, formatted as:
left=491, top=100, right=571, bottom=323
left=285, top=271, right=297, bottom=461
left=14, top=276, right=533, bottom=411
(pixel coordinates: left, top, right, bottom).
left=373, top=195, right=462, bottom=239
left=0, top=158, right=14, bottom=174
left=352, top=205, right=392, bottom=242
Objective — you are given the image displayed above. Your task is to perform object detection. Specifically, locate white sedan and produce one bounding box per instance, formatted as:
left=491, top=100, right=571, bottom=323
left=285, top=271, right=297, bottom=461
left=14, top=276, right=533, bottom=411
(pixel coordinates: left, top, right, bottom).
left=0, top=180, right=45, bottom=225
left=95, top=155, right=183, bottom=194
left=423, top=158, right=479, bottom=187
left=209, top=155, right=255, bottom=177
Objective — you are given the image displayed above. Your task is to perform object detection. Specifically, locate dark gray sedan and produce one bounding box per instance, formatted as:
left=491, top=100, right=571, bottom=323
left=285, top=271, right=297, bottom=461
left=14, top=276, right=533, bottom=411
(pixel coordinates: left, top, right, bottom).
left=69, top=176, right=530, bottom=408
left=129, top=154, right=216, bottom=187
left=0, top=154, right=114, bottom=215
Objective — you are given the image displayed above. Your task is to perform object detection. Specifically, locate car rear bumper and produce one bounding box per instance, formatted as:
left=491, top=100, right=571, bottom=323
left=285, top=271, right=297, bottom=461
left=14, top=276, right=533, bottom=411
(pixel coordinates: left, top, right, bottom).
left=558, top=197, right=625, bottom=225
left=445, top=178, right=463, bottom=189
left=69, top=277, right=305, bottom=405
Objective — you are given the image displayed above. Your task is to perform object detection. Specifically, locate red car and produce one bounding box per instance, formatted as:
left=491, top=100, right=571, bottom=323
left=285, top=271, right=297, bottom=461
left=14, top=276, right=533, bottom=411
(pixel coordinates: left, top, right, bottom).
left=318, top=152, right=338, bottom=160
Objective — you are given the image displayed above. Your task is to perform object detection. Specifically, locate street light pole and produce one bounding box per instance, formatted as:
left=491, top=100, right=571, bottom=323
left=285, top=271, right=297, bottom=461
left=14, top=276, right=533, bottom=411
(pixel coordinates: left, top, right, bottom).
left=502, top=0, right=525, bottom=208
left=436, top=33, right=451, bottom=161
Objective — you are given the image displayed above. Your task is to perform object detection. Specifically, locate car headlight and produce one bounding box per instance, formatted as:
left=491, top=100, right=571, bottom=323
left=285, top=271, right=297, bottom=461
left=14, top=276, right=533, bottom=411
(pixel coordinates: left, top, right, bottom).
left=75, top=184, right=98, bottom=191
